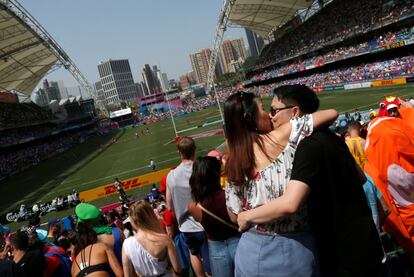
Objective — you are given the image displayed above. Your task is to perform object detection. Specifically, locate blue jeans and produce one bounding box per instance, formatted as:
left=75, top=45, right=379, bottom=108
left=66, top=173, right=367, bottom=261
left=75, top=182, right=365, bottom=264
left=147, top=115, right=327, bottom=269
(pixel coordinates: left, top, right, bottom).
left=208, top=236, right=240, bottom=277
left=235, top=231, right=320, bottom=277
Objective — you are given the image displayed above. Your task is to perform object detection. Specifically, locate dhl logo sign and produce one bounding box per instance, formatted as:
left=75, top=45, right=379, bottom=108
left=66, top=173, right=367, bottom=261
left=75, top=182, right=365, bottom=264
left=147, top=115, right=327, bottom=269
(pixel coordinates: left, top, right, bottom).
left=372, top=78, right=406, bottom=87
left=80, top=168, right=172, bottom=202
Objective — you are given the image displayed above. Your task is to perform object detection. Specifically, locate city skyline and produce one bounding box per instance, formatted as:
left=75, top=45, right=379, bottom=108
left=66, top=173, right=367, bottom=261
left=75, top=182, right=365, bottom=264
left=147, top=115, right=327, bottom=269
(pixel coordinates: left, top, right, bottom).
left=19, top=0, right=248, bottom=90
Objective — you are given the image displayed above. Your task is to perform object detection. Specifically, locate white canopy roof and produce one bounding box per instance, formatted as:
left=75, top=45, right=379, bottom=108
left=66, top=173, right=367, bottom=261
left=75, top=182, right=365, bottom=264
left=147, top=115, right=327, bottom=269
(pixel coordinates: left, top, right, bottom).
left=0, top=2, right=58, bottom=95
left=228, top=0, right=313, bottom=37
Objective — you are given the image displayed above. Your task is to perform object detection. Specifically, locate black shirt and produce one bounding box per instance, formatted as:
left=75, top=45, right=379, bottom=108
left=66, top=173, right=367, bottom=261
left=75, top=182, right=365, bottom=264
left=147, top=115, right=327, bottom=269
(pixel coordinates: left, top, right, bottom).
left=15, top=249, right=47, bottom=277
left=291, top=129, right=383, bottom=276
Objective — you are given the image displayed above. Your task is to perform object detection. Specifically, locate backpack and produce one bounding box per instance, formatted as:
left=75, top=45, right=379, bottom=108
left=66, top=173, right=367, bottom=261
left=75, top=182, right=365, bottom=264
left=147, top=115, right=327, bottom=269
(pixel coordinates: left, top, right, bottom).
left=44, top=245, right=72, bottom=277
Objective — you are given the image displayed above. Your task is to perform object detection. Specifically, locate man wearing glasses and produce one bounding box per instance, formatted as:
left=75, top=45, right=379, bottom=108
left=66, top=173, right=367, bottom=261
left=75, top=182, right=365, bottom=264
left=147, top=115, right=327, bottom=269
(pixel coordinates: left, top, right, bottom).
left=244, top=84, right=383, bottom=276
left=269, top=85, right=320, bottom=129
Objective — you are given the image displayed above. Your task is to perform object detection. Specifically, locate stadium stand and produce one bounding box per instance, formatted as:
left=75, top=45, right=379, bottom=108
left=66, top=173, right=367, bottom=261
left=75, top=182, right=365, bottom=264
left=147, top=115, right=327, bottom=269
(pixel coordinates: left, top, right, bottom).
left=256, top=0, right=414, bottom=69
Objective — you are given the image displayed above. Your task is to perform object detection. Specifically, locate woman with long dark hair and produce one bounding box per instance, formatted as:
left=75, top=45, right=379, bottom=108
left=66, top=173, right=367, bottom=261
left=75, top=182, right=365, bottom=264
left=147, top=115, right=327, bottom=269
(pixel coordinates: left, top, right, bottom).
left=188, top=156, right=240, bottom=277
left=71, top=222, right=123, bottom=277
left=122, top=200, right=181, bottom=277
left=224, top=90, right=337, bottom=276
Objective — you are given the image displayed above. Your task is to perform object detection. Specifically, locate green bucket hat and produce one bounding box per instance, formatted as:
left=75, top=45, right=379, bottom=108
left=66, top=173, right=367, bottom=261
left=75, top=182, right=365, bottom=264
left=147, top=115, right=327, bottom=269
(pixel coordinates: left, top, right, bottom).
left=75, top=203, right=101, bottom=223
left=75, top=203, right=112, bottom=235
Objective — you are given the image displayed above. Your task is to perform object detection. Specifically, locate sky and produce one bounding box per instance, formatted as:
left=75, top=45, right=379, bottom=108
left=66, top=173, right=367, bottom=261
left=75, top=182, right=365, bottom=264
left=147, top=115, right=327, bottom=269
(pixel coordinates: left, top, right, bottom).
left=18, top=0, right=247, bottom=89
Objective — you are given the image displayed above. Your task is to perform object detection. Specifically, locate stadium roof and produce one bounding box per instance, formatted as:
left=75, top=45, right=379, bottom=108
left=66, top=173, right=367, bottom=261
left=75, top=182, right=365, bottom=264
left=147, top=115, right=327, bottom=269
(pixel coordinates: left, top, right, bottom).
left=228, top=0, right=313, bottom=37
left=0, top=1, right=58, bottom=95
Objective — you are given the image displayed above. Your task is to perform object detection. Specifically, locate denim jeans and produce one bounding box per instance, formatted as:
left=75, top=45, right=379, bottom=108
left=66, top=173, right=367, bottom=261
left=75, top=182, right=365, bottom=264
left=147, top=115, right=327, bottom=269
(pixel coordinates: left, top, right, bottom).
left=235, top=231, right=320, bottom=277
left=208, top=235, right=240, bottom=277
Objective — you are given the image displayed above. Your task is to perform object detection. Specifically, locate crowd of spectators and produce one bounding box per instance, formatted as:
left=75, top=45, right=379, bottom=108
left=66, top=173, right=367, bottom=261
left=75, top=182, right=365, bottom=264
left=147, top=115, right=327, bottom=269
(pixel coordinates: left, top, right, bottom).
left=1, top=105, right=413, bottom=276
left=265, top=55, right=414, bottom=89
left=140, top=88, right=236, bottom=124
left=0, top=103, right=54, bottom=129
left=0, top=130, right=92, bottom=179
left=258, top=0, right=414, bottom=68
left=0, top=126, right=58, bottom=147
left=252, top=26, right=414, bottom=82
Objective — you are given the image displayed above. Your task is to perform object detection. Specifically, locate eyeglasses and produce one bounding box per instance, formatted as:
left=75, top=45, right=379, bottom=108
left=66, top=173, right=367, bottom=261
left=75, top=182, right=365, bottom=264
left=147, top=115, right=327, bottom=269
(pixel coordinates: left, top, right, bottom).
left=269, top=105, right=294, bottom=116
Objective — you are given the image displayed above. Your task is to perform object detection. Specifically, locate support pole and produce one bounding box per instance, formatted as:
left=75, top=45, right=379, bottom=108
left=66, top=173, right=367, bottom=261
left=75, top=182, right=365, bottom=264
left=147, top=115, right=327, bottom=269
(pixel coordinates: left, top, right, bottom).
left=206, top=0, right=235, bottom=123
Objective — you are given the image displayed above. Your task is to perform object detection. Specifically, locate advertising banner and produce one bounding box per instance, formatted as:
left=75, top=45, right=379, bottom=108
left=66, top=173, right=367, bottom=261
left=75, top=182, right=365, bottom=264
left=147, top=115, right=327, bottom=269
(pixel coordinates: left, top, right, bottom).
left=344, top=83, right=363, bottom=90
left=370, top=47, right=386, bottom=53
left=371, top=78, right=406, bottom=87
left=80, top=168, right=172, bottom=202
left=385, top=40, right=405, bottom=49
left=361, top=82, right=372, bottom=88
left=404, top=37, right=414, bottom=45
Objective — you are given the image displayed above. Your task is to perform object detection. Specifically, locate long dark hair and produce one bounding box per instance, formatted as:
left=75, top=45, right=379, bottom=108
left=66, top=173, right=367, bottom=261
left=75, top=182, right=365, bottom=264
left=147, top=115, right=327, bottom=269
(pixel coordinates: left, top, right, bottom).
left=190, top=156, right=222, bottom=202
left=74, top=222, right=98, bottom=256
left=224, top=91, right=270, bottom=186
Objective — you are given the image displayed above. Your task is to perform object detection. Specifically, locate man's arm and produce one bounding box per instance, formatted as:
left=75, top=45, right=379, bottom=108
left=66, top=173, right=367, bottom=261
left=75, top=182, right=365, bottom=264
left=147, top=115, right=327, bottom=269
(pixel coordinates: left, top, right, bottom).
left=237, top=180, right=310, bottom=231
left=238, top=135, right=320, bottom=231
left=166, top=184, right=174, bottom=211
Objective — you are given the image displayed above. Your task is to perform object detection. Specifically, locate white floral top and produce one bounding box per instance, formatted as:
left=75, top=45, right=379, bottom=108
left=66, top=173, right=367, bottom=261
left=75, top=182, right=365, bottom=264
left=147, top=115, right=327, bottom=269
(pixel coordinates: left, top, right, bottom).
left=225, top=115, right=313, bottom=234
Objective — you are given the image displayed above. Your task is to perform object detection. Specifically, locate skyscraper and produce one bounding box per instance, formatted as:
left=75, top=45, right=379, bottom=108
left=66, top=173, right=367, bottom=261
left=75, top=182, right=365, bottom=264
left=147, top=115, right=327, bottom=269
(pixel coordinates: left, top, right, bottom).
left=190, top=48, right=222, bottom=84
left=231, top=38, right=247, bottom=61
left=141, top=64, right=161, bottom=95
left=57, top=80, right=68, bottom=99
left=43, top=79, right=61, bottom=102
left=134, top=82, right=146, bottom=98
left=97, top=59, right=138, bottom=105
left=245, top=28, right=264, bottom=58
left=218, top=38, right=247, bottom=74
left=32, top=88, right=49, bottom=107
left=160, top=73, right=169, bottom=92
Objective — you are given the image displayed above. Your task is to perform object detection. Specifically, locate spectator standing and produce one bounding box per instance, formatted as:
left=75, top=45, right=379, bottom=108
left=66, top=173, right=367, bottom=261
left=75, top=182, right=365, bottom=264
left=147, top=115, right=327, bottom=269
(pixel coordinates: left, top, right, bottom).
left=345, top=121, right=368, bottom=169
left=166, top=137, right=210, bottom=277
left=72, top=222, right=123, bottom=277
left=122, top=200, right=181, bottom=277
left=188, top=156, right=240, bottom=277
left=224, top=87, right=337, bottom=277
left=75, top=203, right=125, bottom=267
left=238, top=130, right=384, bottom=275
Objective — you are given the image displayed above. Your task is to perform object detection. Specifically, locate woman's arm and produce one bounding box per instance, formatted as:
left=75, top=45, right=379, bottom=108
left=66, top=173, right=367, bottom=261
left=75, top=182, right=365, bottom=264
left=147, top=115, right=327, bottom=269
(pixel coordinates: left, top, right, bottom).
left=237, top=180, right=310, bottom=231
left=121, top=247, right=136, bottom=277
left=312, top=109, right=338, bottom=129
left=105, top=244, right=124, bottom=277
left=188, top=202, right=202, bottom=223
left=227, top=208, right=238, bottom=224
left=167, top=240, right=182, bottom=277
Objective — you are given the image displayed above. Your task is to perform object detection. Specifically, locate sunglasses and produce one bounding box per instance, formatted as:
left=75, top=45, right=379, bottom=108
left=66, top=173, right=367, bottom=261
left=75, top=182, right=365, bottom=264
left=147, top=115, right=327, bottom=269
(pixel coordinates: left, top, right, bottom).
left=269, top=105, right=295, bottom=116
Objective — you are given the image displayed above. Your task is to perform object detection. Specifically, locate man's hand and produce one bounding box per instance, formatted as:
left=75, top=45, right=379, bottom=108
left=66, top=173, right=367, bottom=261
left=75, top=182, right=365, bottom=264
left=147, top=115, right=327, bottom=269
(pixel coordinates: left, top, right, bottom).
left=237, top=210, right=251, bottom=232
